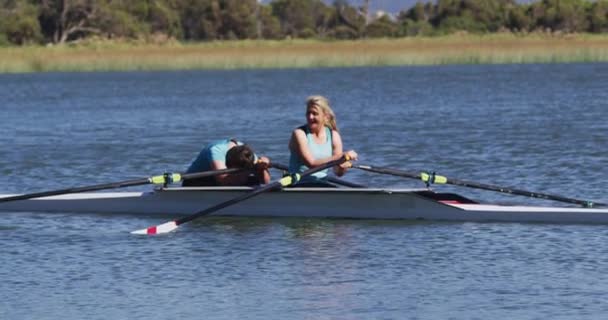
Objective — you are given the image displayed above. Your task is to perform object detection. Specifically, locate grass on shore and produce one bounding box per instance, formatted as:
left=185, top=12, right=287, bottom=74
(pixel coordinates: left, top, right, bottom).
left=1, top=33, right=608, bottom=73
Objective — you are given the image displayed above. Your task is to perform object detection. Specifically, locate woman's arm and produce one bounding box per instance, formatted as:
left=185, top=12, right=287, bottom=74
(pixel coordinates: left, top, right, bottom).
left=256, top=156, right=271, bottom=184
left=332, top=131, right=346, bottom=176
left=289, top=128, right=342, bottom=167
left=332, top=130, right=357, bottom=177
left=209, top=159, right=240, bottom=185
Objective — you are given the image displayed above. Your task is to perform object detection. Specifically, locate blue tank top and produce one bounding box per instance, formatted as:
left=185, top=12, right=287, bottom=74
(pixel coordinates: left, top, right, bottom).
left=289, top=125, right=333, bottom=181
left=186, top=139, right=245, bottom=173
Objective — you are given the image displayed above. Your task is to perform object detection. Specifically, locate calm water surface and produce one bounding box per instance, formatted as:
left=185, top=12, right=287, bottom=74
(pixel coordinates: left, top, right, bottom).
left=1, top=64, right=607, bottom=319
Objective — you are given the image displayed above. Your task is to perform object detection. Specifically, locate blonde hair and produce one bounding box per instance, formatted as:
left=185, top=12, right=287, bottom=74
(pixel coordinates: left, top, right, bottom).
left=306, top=95, right=338, bottom=131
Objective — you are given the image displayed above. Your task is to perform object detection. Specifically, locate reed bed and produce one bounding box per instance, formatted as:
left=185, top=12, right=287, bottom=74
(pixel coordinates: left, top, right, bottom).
left=1, top=34, right=608, bottom=73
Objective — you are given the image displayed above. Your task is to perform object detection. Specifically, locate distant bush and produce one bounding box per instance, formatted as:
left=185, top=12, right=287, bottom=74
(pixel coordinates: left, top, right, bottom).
left=3, top=14, right=42, bottom=45
left=298, top=28, right=316, bottom=38
left=0, top=2, right=42, bottom=45
left=0, top=33, right=9, bottom=47
left=437, top=15, right=488, bottom=34
left=330, top=26, right=358, bottom=39
left=399, top=20, right=435, bottom=37
left=103, top=9, right=150, bottom=39
left=366, top=16, right=399, bottom=38
left=148, top=2, right=182, bottom=39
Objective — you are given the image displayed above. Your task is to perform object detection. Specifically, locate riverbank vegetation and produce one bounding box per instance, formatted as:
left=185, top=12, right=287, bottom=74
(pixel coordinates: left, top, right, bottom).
left=2, top=34, right=607, bottom=73
left=1, top=0, right=607, bottom=72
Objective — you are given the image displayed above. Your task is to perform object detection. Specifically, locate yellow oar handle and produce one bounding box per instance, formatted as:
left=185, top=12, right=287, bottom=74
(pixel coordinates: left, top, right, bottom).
left=278, top=173, right=302, bottom=187
left=420, top=172, right=447, bottom=185
left=149, top=173, right=182, bottom=185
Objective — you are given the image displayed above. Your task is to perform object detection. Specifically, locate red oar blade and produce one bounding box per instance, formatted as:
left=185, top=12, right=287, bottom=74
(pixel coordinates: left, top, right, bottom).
left=131, top=221, right=178, bottom=235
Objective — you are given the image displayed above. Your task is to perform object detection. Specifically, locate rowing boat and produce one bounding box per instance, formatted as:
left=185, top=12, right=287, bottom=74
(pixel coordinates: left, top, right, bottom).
left=2, top=186, right=608, bottom=224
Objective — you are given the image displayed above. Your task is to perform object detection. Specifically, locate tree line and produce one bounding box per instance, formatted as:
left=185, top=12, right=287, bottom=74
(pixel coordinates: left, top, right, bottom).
left=1, top=0, right=607, bottom=46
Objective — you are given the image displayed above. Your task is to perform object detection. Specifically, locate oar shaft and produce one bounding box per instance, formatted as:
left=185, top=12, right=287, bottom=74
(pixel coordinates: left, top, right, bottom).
left=270, top=163, right=365, bottom=188
left=133, top=156, right=350, bottom=234
left=0, top=177, right=150, bottom=203
left=444, top=177, right=604, bottom=207
left=176, top=180, right=282, bottom=226
left=0, top=168, right=242, bottom=203
left=355, top=165, right=419, bottom=180
left=177, top=157, right=349, bottom=226
left=178, top=168, right=242, bottom=182
left=355, top=165, right=605, bottom=208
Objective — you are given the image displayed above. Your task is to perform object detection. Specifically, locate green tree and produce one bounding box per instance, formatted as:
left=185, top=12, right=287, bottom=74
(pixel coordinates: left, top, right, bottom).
left=589, top=0, right=608, bottom=32
left=428, top=0, right=515, bottom=33
left=97, top=3, right=150, bottom=39
left=398, top=19, right=434, bottom=36
left=400, top=2, right=431, bottom=22
left=506, top=4, right=532, bottom=31
left=397, top=1, right=435, bottom=36
left=310, top=1, right=334, bottom=37
left=176, top=0, right=261, bottom=40
left=257, top=4, right=282, bottom=39
left=219, top=0, right=258, bottom=39
left=38, top=0, right=96, bottom=43
left=461, top=0, right=512, bottom=32
left=147, top=1, right=182, bottom=38
left=532, top=0, right=590, bottom=32
left=331, top=0, right=365, bottom=37
left=432, top=0, right=461, bottom=25
left=438, top=13, right=488, bottom=33
left=175, top=0, right=227, bottom=40
left=0, top=1, right=42, bottom=45
left=366, top=15, right=399, bottom=37
left=271, top=0, right=316, bottom=37
left=0, top=33, right=8, bottom=46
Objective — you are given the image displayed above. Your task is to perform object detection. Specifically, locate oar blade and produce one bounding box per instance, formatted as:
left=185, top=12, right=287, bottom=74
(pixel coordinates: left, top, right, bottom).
left=131, top=221, right=178, bottom=235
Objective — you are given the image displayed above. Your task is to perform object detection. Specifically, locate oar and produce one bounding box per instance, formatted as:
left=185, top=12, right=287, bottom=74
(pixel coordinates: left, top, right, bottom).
left=131, top=155, right=350, bottom=235
left=354, top=164, right=606, bottom=208
left=0, top=168, right=243, bottom=203
left=270, top=163, right=366, bottom=188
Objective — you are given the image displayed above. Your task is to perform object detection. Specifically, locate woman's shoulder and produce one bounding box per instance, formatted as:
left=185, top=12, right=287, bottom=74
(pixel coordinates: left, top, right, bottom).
left=330, top=129, right=342, bottom=143
left=207, top=138, right=230, bottom=147
left=208, top=139, right=231, bottom=153
left=292, top=125, right=308, bottom=134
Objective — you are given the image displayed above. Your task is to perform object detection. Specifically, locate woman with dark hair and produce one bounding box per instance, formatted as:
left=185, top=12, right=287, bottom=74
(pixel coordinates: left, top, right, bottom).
left=183, top=139, right=270, bottom=186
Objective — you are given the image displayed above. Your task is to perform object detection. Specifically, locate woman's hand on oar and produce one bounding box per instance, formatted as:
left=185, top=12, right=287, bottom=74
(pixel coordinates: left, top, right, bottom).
left=131, top=155, right=352, bottom=235
left=0, top=168, right=243, bottom=203
left=354, top=164, right=606, bottom=208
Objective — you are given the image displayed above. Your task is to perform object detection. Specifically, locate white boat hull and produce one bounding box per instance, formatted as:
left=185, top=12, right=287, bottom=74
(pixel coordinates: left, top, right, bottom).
left=1, top=187, right=608, bottom=224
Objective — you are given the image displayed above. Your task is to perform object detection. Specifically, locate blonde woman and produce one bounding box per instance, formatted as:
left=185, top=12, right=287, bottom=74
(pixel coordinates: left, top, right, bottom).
left=288, top=95, right=358, bottom=186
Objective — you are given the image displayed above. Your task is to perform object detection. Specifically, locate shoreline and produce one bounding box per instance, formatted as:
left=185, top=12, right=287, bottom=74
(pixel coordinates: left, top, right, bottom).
left=2, top=34, right=608, bottom=73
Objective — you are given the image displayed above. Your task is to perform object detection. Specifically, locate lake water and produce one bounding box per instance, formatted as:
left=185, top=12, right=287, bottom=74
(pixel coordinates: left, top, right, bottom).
left=1, top=64, right=607, bottom=319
